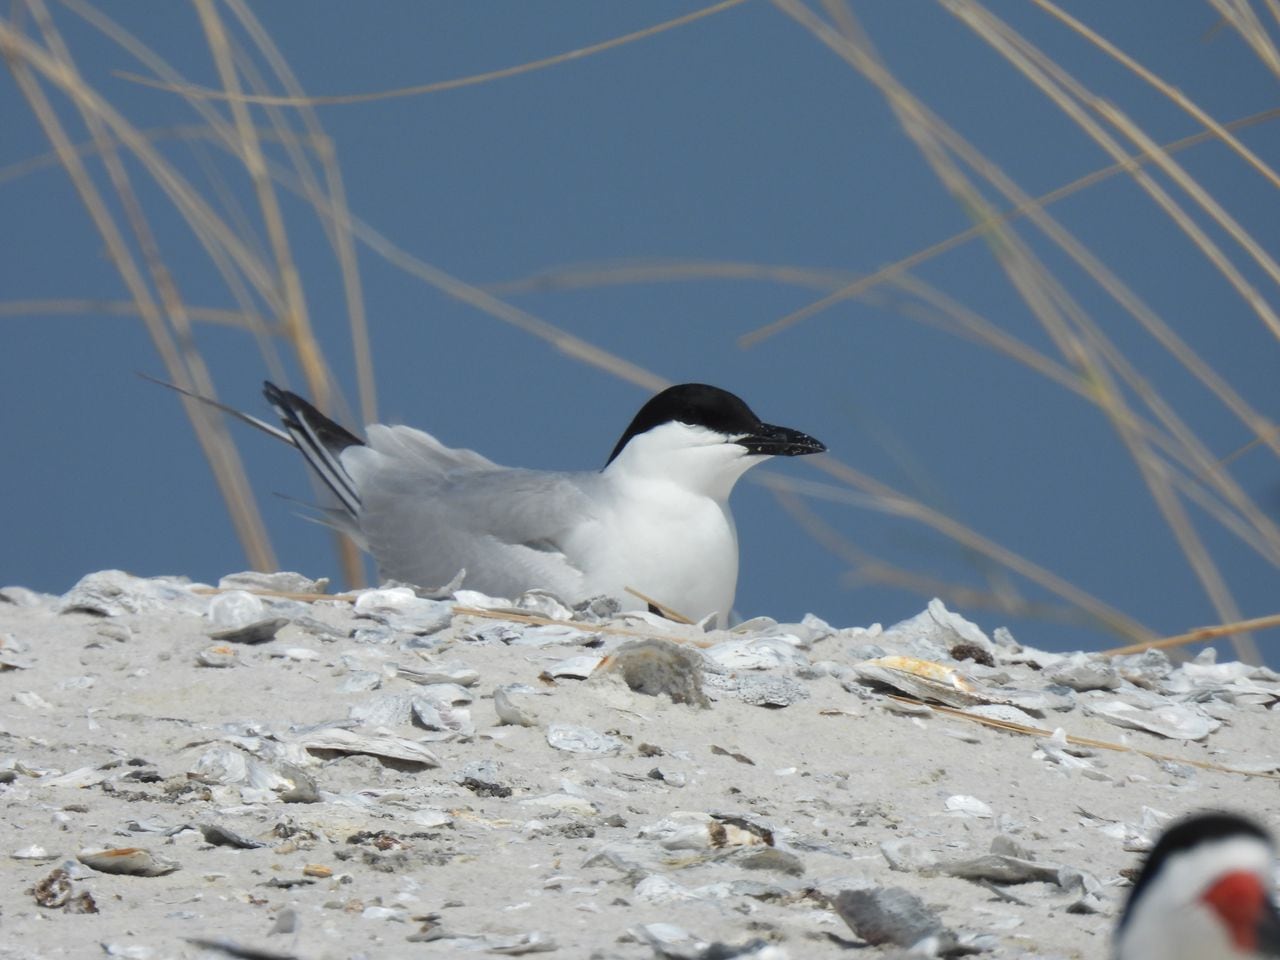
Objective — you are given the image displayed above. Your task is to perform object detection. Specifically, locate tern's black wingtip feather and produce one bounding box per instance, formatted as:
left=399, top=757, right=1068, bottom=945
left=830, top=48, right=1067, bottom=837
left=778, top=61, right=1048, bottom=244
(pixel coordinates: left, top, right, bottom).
left=262, top=382, right=365, bottom=517
left=263, top=382, right=365, bottom=452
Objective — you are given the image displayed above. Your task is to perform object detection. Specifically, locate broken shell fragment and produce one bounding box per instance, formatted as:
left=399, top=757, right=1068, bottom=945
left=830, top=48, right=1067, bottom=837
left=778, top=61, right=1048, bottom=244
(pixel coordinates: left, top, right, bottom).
left=59, top=570, right=206, bottom=617
left=218, top=570, right=328, bottom=594
left=396, top=659, right=480, bottom=687
left=1085, top=698, right=1220, bottom=741
left=355, top=587, right=452, bottom=635
left=1045, top=652, right=1121, bottom=691
left=411, top=696, right=475, bottom=738
left=12, top=844, right=58, bottom=862
left=195, top=644, right=238, bottom=668
left=295, top=727, right=442, bottom=767
left=188, top=745, right=318, bottom=802
left=853, top=654, right=1029, bottom=712
left=545, top=723, right=623, bottom=756
left=209, top=617, right=289, bottom=645
left=639, top=812, right=773, bottom=851
left=944, top=794, right=993, bottom=818
left=941, top=853, right=1061, bottom=884
left=207, top=590, right=266, bottom=628
left=494, top=684, right=541, bottom=727
left=544, top=654, right=604, bottom=680
left=879, top=599, right=994, bottom=658
left=834, top=886, right=956, bottom=951
left=732, top=674, right=809, bottom=708
left=78, top=847, right=179, bottom=877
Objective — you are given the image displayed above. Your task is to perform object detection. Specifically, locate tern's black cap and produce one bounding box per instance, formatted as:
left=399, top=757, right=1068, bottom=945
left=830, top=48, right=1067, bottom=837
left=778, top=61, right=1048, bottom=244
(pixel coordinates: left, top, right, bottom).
left=606, top=383, right=825, bottom=466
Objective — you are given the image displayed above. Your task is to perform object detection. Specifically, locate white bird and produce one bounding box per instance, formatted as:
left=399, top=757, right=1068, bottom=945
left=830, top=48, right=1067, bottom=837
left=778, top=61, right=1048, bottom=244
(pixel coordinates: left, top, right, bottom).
left=246, top=381, right=824, bottom=625
left=1116, top=811, right=1280, bottom=959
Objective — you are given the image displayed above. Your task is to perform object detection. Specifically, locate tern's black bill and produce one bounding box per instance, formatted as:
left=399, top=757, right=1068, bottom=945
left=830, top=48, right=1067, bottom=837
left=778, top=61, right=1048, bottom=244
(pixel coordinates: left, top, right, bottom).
left=738, top=423, right=826, bottom=457
left=1255, top=896, right=1280, bottom=955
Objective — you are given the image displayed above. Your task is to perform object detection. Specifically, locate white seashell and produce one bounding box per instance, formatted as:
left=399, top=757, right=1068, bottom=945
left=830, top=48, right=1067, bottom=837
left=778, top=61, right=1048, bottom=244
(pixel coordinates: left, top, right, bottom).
left=880, top=837, right=940, bottom=873
left=881, top=698, right=931, bottom=717
left=962, top=703, right=1041, bottom=726
left=218, top=571, right=328, bottom=594
left=704, top=637, right=808, bottom=671
left=413, top=698, right=474, bottom=737
left=479, top=930, right=558, bottom=955
left=195, top=644, right=238, bottom=668
left=188, top=745, right=250, bottom=785
left=545, top=655, right=603, bottom=679
left=944, top=795, right=993, bottom=818
left=494, top=685, right=541, bottom=727
left=734, top=675, right=809, bottom=707
left=615, top=610, right=686, bottom=631
left=853, top=657, right=981, bottom=708
left=59, top=570, right=207, bottom=617
left=507, top=624, right=599, bottom=647
left=635, top=922, right=707, bottom=952
left=418, top=682, right=473, bottom=705
left=355, top=588, right=452, bottom=635
left=398, top=660, right=480, bottom=687
left=339, top=670, right=382, bottom=693
left=350, top=694, right=413, bottom=728
left=634, top=875, right=703, bottom=904
left=834, top=886, right=955, bottom=951
left=1045, top=652, right=1121, bottom=692
left=452, top=589, right=513, bottom=610
left=0, top=586, right=54, bottom=607
left=362, top=905, right=408, bottom=921
left=1112, top=649, right=1174, bottom=688
left=188, top=745, right=317, bottom=801
left=294, top=727, right=442, bottom=766
left=799, top=612, right=836, bottom=642
left=1085, top=698, right=1220, bottom=741
left=354, top=586, right=418, bottom=612
left=411, top=807, right=453, bottom=828
left=12, top=844, right=57, bottom=861
left=732, top=615, right=778, bottom=632
left=0, top=633, right=32, bottom=670
left=275, top=647, right=320, bottom=661
left=41, top=765, right=109, bottom=787
left=940, top=853, right=1060, bottom=884
left=880, top=599, right=993, bottom=654
left=101, top=944, right=154, bottom=959
left=518, top=793, right=599, bottom=817
left=14, top=690, right=54, bottom=711
left=513, top=589, right=576, bottom=621
left=545, top=723, right=623, bottom=756
left=460, top=623, right=524, bottom=645
left=374, top=570, right=466, bottom=600
left=207, top=590, right=265, bottom=629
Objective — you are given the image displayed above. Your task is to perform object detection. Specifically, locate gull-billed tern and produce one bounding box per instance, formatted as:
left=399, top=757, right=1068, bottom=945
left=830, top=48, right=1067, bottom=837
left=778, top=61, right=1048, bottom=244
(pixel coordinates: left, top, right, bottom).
left=180, top=380, right=824, bottom=625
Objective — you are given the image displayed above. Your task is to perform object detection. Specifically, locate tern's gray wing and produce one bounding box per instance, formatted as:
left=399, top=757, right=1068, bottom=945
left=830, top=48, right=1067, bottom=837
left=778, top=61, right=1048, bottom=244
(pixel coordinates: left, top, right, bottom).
left=343, top=425, right=602, bottom=597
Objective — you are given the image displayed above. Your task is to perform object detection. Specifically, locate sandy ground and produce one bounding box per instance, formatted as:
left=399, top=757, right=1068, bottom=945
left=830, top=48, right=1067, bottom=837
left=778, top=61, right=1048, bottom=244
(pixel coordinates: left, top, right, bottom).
left=1, top=571, right=1277, bottom=960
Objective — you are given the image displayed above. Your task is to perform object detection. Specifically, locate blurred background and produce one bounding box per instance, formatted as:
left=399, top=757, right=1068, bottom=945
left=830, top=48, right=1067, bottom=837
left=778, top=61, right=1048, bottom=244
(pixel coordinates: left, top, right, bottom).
left=2, top=1, right=1277, bottom=659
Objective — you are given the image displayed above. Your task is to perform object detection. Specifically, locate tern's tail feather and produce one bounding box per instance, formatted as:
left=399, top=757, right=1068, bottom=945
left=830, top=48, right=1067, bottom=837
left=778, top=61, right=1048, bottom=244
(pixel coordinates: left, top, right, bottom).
left=263, top=381, right=364, bottom=519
